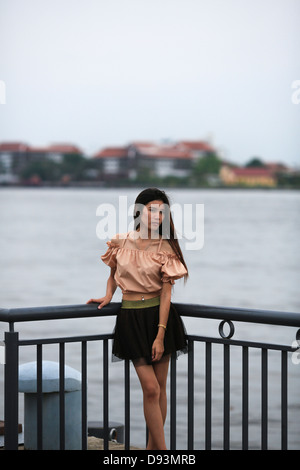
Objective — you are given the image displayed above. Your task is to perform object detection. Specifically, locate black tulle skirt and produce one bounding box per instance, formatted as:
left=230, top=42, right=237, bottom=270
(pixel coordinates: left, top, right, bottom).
left=112, top=301, right=188, bottom=365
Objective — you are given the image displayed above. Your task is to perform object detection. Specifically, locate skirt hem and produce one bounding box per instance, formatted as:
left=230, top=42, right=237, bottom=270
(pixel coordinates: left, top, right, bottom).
left=111, top=345, right=188, bottom=364
left=111, top=302, right=188, bottom=365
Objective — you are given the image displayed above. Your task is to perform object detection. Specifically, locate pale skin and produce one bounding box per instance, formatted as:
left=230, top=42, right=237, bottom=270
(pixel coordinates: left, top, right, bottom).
left=87, top=200, right=173, bottom=450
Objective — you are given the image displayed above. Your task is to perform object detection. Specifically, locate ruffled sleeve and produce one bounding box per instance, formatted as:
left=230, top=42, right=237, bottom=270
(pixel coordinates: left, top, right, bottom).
left=101, top=240, right=120, bottom=269
left=160, top=252, right=188, bottom=285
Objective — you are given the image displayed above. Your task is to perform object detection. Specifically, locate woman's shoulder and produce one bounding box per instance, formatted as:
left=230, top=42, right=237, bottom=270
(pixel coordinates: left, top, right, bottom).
left=159, top=238, right=176, bottom=256
left=108, top=232, right=128, bottom=246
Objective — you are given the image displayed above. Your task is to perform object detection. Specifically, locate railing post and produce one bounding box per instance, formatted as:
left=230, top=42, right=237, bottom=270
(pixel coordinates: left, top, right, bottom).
left=242, top=346, right=249, bottom=450
left=81, top=341, right=87, bottom=450
left=223, top=343, right=230, bottom=450
left=4, top=330, right=19, bottom=450
left=59, top=343, right=65, bottom=450
left=170, top=352, right=177, bottom=450
left=187, top=340, right=194, bottom=450
left=124, top=359, right=130, bottom=450
left=103, top=339, right=109, bottom=450
left=281, top=350, right=288, bottom=450
left=36, top=344, right=43, bottom=449
left=261, top=348, right=268, bottom=449
left=205, top=342, right=212, bottom=450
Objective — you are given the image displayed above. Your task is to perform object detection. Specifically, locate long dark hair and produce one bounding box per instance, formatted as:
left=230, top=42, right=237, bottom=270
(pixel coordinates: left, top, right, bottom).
left=133, top=187, right=189, bottom=283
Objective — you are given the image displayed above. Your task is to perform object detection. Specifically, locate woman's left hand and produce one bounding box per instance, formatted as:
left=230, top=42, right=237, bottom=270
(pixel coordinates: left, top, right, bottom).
left=152, top=338, right=164, bottom=362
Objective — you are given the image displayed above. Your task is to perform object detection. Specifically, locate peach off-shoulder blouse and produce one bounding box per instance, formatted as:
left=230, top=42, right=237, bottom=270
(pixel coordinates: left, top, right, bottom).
left=101, top=231, right=187, bottom=295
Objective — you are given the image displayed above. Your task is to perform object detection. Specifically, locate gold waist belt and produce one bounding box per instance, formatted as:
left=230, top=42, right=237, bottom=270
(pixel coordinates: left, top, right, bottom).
left=121, top=296, right=160, bottom=309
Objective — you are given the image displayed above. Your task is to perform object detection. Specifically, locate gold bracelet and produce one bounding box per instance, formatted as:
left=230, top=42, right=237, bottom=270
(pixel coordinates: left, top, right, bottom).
left=158, top=324, right=167, bottom=330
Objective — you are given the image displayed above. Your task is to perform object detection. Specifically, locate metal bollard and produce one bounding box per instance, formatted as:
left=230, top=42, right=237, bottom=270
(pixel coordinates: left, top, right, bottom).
left=19, top=361, right=85, bottom=450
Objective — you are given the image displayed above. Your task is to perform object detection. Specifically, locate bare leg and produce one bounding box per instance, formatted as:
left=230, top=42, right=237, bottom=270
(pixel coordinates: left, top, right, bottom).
left=147, top=355, right=170, bottom=449
left=133, top=355, right=170, bottom=450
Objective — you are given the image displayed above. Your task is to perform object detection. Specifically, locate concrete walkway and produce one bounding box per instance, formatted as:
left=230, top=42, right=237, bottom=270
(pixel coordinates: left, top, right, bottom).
left=88, top=436, right=142, bottom=450
left=1, top=436, right=142, bottom=450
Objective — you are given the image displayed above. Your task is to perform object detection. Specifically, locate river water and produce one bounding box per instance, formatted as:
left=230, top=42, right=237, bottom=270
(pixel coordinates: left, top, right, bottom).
left=0, top=187, right=299, bottom=449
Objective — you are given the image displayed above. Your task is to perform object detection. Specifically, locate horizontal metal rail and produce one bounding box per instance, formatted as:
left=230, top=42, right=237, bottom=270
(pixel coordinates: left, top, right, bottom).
left=1, top=302, right=300, bottom=327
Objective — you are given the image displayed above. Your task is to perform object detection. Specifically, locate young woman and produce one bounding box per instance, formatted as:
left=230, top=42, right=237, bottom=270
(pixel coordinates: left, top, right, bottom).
left=87, top=187, right=189, bottom=450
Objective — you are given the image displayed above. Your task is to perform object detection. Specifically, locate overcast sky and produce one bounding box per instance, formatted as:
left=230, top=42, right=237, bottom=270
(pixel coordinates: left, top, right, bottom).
left=0, top=0, right=299, bottom=166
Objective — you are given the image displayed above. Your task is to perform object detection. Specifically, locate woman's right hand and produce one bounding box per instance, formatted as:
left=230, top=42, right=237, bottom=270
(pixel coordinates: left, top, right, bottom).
left=86, top=295, right=112, bottom=309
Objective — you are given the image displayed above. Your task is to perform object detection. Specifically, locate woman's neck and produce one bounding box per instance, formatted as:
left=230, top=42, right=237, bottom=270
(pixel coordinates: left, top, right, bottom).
left=136, top=226, right=159, bottom=240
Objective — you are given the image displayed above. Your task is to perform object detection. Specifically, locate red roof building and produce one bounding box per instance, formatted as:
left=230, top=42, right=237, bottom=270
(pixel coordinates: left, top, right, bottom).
left=175, top=140, right=215, bottom=156
left=0, top=142, right=30, bottom=152
left=92, top=141, right=195, bottom=179
left=220, top=165, right=277, bottom=187
left=264, top=162, right=291, bottom=174
left=47, top=144, right=83, bottom=155
left=94, top=147, right=128, bottom=159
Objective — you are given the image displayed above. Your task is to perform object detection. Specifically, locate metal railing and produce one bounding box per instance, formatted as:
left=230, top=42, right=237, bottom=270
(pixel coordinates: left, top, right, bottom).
left=0, top=302, right=299, bottom=450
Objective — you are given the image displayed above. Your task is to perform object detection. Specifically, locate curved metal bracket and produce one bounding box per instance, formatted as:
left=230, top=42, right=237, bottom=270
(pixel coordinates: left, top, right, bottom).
left=218, top=319, right=235, bottom=339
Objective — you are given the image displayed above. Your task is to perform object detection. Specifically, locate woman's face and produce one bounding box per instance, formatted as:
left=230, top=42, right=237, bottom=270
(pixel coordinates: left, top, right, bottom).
left=140, top=199, right=166, bottom=233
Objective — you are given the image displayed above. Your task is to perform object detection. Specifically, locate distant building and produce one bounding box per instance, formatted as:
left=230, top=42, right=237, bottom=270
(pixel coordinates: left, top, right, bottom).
left=0, top=142, right=30, bottom=183
left=45, top=144, right=83, bottom=163
left=92, top=140, right=214, bottom=181
left=264, top=162, right=292, bottom=174
left=128, top=142, right=192, bottom=179
left=0, top=142, right=84, bottom=183
left=93, top=147, right=130, bottom=180
left=0, top=138, right=217, bottom=183
left=219, top=165, right=277, bottom=187
left=175, top=140, right=215, bottom=160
